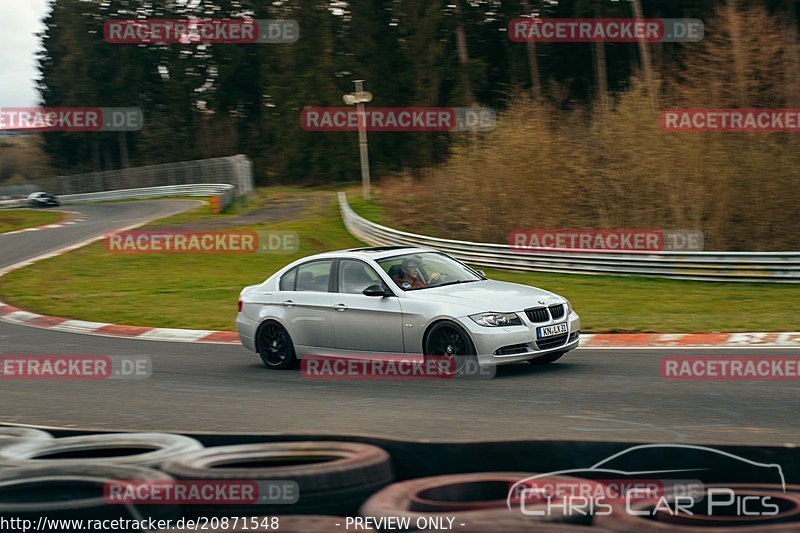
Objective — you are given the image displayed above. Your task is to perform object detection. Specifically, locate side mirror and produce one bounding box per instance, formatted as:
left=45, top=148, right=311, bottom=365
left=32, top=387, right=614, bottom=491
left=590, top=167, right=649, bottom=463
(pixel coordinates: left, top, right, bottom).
left=475, top=269, right=486, bottom=278
left=363, top=284, right=391, bottom=297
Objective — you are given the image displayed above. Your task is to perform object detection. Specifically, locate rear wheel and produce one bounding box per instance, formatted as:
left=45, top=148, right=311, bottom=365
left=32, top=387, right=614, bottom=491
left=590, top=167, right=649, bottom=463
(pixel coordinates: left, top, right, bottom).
left=528, top=351, right=565, bottom=365
left=257, top=321, right=297, bottom=370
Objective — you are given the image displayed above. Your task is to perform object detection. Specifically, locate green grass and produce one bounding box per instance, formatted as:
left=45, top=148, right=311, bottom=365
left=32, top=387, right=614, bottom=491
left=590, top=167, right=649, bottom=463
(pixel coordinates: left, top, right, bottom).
left=0, top=186, right=797, bottom=332
left=0, top=209, right=61, bottom=234
left=0, top=187, right=362, bottom=331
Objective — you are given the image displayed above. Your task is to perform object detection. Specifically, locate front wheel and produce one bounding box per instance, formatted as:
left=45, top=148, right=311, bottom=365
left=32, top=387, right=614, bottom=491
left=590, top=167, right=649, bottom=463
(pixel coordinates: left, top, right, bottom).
left=527, top=351, right=565, bottom=365
left=257, top=321, right=297, bottom=370
left=424, top=321, right=476, bottom=375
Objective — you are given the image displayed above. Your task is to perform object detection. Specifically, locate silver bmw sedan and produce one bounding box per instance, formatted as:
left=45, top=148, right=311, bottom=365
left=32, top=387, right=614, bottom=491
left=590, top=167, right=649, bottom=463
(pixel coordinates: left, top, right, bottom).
left=237, top=247, right=580, bottom=369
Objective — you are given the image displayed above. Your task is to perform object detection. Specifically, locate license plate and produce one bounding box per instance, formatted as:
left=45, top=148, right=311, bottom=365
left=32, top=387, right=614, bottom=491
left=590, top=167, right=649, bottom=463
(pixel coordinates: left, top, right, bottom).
left=537, top=322, right=568, bottom=339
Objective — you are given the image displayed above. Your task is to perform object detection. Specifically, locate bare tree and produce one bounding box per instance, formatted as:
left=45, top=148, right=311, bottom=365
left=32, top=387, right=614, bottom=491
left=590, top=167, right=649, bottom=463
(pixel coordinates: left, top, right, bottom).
left=630, top=0, right=657, bottom=108
left=520, top=0, right=542, bottom=98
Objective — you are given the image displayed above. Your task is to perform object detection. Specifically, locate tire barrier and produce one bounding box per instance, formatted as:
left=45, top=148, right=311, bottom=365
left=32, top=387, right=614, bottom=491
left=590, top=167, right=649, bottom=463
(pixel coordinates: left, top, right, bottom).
left=420, top=517, right=610, bottom=533
left=162, top=515, right=374, bottom=532
left=595, top=484, right=800, bottom=532
left=0, top=427, right=797, bottom=531
left=359, top=472, right=603, bottom=531
left=161, top=441, right=394, bottom=517
left=0, top=427, right=52, bottom=447
left=0, top=432, right=203, bottom=469
left=0, top=464, right=180, bottom=525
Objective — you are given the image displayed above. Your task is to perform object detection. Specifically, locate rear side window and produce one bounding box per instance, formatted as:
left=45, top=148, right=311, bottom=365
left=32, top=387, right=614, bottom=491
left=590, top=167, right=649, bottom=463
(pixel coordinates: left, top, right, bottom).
left=279, top=268, right=297, bottom=291
left=339, top=259, right=382, bottom=294
left=295, top=260, right=333, bottom=292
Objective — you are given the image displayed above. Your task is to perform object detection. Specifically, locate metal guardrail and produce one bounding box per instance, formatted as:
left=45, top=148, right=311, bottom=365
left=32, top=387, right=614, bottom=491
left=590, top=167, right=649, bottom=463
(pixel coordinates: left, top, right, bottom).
left=0, top=155, right=252, bottom=210
left=0, top=199, right=28, bottom=209
left=338, top=192, right=800, bottom=283
left=1, top=154, right=252, bottom=197
left=59, top=183, right=237, bottom=207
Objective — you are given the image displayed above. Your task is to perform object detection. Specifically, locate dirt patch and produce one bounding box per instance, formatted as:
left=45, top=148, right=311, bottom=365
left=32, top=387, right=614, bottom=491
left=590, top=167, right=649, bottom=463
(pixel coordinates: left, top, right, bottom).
left=153, top=195, right=331, bottom=231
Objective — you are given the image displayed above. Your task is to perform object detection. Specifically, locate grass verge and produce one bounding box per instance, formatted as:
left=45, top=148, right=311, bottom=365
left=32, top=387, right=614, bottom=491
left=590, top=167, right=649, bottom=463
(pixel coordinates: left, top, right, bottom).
left=0, top=209, right=61, bottom=234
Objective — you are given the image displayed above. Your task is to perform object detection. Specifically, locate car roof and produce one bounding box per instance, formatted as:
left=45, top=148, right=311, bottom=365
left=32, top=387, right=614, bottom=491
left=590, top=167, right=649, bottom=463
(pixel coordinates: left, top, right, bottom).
left=301, top=246, right=436, bottom=262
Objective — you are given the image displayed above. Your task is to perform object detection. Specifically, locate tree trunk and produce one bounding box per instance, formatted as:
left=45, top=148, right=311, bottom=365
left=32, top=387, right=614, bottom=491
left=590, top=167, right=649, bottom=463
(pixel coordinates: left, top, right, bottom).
left=631, top=0, right=657, bottom=108
left=118, top=132, right=130, bottom=170
left=592, top=3, right=608, bottom=112
left=521, top=0, right=541, bottom=98
left=453, top=0, right=476, bottom=106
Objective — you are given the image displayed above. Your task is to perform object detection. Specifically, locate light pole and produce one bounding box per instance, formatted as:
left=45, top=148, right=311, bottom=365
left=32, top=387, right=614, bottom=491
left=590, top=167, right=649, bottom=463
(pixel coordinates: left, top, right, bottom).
left=343, top=80, right=373, bottom=200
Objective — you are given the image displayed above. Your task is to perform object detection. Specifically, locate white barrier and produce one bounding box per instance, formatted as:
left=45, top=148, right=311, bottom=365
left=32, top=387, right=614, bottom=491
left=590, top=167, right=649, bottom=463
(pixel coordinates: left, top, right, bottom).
left=58, top=183, right=236, bottom=207
left=339, top=192, right=800, bottom=283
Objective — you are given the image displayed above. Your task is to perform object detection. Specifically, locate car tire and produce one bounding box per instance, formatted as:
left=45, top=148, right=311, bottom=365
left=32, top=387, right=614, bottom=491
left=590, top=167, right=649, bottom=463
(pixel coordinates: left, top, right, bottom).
left=162, top=515, right=370, bottom=533
left=161, top=441, right=394, bottom=516
left=0, top=432, right=203, bottom=469
left=257, top=320, right=297, bottom=370
left=528, top=351, right=565, bottom=365
left=0, top=463, right=180, bottom=521
left=360, top=472, right=598, bottom=528
left=0, top=427, right=52, bottom=448
left=595, top=485, right=800, bottom=531
left=423, top=321, right=477, bottom=376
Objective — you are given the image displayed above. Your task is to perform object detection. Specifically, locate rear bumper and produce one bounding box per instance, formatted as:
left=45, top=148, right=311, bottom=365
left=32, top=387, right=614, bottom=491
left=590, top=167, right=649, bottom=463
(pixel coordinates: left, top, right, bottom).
left=236, top=313, right=258, bottom=352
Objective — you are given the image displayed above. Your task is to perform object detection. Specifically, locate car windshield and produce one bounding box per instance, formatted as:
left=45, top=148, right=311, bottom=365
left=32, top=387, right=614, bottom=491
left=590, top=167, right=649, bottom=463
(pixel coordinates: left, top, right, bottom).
left=377, top=252, right=482, bottom=291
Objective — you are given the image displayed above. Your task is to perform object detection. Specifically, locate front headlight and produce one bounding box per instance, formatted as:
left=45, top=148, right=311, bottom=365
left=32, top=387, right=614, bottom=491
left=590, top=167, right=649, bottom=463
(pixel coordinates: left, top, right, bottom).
left=469, top=312, right=522, bottom=327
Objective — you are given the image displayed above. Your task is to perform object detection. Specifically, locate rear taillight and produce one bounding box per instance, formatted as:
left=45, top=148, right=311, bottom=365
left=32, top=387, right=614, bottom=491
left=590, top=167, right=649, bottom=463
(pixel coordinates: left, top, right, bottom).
left=237, top=298, right=243, bottom=313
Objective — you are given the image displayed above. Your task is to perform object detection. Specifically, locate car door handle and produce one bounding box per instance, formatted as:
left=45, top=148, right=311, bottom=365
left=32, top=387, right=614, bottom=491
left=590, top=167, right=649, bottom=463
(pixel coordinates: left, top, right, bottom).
left=333, top=303, right=348, bottom=311
left=281, top=300, right=295, bottom=307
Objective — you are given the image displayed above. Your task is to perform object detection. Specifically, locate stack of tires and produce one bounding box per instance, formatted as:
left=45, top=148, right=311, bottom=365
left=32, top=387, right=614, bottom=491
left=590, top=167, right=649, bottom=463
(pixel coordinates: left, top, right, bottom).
left=0, top=427, right=797, bottom=531
left=0, top=429, right=393, bottom=532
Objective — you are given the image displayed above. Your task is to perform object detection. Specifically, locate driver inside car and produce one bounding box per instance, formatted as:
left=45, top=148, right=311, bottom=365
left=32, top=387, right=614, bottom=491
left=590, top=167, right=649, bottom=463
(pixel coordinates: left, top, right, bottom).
left=392, top=258, right=440, bottom=289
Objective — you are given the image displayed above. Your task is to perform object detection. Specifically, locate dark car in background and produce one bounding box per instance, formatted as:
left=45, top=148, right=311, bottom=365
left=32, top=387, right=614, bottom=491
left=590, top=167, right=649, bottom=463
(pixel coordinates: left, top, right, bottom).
left=27, top=192, right=60, bottom=208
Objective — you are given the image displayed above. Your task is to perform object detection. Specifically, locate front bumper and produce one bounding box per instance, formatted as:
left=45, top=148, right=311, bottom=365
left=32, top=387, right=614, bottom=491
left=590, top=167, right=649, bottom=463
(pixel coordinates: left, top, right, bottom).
left=461, top=311, right=581, bottom=366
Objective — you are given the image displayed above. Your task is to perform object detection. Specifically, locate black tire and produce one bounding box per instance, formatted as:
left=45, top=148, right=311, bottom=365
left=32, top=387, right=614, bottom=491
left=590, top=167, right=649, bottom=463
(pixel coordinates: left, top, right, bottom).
left=528, top=351, right=565, bottom=365
left=161, top=441, right=394, bottom=516
left=0, top=463, right=179, bottom=524
left=0, top=427, right=52, bottom=447
left=0, top=432, right=203, bottom=469
left=360, top=472, right=596, bottom=530
left=257, top=320, right=297, bottom=369
left=163, top=516, right=371, bottom=533
left=423, top=321, right=477, bottom=376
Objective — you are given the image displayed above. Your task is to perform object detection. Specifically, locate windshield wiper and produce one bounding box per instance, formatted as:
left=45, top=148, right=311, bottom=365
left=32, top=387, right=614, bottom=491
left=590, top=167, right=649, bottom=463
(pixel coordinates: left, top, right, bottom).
left=428, top=279, right=481, bottom=288
left=403, top=279, right=481, bottom=291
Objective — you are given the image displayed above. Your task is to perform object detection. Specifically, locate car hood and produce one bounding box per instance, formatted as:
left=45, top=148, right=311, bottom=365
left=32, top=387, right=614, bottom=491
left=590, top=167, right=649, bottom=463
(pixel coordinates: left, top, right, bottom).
left=403, top=279, right=564, bottom=314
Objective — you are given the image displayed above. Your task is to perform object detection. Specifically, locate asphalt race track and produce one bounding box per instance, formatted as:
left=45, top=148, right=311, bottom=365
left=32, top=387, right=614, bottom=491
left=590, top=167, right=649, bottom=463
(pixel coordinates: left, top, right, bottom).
left=1, top=201, right=798, bottom=446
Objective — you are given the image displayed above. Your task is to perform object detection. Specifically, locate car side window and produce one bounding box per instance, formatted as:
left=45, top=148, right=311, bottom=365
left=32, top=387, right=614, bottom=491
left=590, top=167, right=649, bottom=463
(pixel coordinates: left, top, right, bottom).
left=339, top=260, right=382, bottom=294
left=279, top=267, right=297, bottom=291
left=295, top=260, right=333, bottom=292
